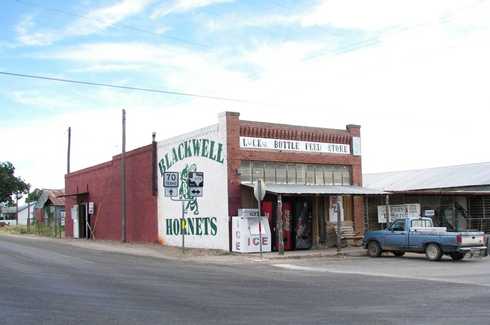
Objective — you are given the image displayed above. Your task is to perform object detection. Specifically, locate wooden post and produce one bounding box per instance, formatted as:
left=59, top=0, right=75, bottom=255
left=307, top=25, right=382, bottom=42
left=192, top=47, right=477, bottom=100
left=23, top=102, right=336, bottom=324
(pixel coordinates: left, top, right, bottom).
left=67, top=127, right=71, bottom=174
left=121, top=109, right=127, bottom=243
left=385, top=194, right=391, bottom=227
left=312, top=195, right=319, bottom=248
left=277, top=194, right=284, bottom=255
left=336, top=195, right=342, bottom=255
left=27, top=202, right=30, bottom=233
left=15, top=193, right=19, bottom=226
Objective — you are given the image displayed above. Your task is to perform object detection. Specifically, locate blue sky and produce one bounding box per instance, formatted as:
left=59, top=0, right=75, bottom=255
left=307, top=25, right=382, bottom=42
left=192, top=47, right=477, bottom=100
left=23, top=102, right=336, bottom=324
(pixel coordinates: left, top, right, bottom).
left=1, top=0, right=490, bottom=191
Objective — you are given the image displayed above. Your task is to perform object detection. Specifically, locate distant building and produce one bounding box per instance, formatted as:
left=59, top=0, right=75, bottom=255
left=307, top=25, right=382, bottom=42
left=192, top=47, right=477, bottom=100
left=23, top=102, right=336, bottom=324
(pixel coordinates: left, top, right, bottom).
left=0, top=203, right=35, bottom=225
left=364, top=162, right=490, bottom=232
left=35, top=189, right=65, bottom=226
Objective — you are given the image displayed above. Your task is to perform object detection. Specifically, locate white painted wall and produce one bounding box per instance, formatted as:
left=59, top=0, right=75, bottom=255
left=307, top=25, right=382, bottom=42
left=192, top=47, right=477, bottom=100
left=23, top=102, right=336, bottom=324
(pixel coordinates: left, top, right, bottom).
left=157, top=114, right=229, bottom=250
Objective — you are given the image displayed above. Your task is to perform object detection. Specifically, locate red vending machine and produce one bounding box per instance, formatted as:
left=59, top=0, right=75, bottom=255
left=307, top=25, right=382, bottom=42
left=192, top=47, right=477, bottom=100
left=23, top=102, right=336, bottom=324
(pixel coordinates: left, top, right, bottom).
left=261, top=201, right=274, bottom=249
left=282, top=202, right=293, bottom=251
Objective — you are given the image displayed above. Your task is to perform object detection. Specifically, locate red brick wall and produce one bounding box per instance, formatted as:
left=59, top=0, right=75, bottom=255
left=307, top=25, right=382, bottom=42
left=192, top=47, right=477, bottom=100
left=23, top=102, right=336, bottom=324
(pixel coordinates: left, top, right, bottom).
left=226, top=112, right=365, bottom=235
left=64, top=145, right=158, bottom=242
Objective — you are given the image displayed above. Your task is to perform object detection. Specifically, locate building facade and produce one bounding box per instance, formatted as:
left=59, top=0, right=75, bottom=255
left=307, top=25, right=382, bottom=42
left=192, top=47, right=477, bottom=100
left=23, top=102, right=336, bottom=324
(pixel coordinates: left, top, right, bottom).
left=364, top=162, right=490, bottom=233
left=65, top=112, right=373, bottom=251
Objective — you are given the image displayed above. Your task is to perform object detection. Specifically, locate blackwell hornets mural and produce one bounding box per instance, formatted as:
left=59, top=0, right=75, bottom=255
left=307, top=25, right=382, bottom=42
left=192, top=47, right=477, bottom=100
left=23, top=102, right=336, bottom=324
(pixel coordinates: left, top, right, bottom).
left=157, top=123, right=229, bottom=250
left=180, top=163, right=199, bottom=215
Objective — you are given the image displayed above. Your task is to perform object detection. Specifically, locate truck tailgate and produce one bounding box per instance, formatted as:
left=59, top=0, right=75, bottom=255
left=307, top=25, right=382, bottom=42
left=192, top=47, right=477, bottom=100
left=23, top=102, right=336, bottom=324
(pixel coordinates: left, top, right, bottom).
left=460, top=233, right=485, bottom=246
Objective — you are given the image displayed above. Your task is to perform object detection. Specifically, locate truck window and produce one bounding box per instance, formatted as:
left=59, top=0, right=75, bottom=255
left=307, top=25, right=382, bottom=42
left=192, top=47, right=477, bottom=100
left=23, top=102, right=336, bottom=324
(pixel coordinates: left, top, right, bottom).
left=411, top=219, right=433, bottom=228
left=390, top=220, right=405, bottom=231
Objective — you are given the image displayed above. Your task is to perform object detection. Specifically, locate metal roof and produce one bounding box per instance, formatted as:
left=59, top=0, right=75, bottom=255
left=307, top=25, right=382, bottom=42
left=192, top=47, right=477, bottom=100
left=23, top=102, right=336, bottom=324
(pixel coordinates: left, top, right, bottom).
left=36, top=189, right=65, bottom=208
left=242, top=183, right=386, bottom=195
left=363, top=162, right=490, bottom=191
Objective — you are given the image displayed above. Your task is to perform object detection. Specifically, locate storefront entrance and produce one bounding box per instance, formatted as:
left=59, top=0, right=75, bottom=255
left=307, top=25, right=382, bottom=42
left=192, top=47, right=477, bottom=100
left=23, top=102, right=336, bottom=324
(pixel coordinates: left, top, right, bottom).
left=261, top=196, right=314, bottom=251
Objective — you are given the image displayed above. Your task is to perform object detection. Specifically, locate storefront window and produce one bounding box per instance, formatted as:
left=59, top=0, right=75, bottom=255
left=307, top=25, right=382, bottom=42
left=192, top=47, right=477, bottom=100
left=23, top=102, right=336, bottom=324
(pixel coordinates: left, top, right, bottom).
left=315, top=165, right=324, bottom=185
left=252, top=162, right=264, bottom=182
left=306, top=165, right=315, bottom=185
left=276, top=164, right=287, bottom=184
left=287, top=164, right=296, bottom=184
left=242, top=161, right=352, bottom=186
left=342, top=166, right=351, bottom=185
left=333, top=168, right=343, bottom=185
left=296, top=164, right=305, bottom=184
left=324, top=166, right=334, bottom=185
left=239, top=161, right=252, bottom=183
left=264, top=163, right=276, bottom=183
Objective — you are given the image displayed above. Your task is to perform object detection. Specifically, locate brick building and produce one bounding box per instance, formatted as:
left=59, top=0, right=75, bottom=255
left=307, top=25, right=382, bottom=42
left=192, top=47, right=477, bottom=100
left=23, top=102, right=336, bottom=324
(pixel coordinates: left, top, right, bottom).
left=65, top=112, right=382, bottom=251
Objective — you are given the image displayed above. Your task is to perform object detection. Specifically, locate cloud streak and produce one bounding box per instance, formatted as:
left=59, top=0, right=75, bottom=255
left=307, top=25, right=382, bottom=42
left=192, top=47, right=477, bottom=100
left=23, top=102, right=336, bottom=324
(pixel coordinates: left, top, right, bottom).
left=15, top=0, right=154, bottom=46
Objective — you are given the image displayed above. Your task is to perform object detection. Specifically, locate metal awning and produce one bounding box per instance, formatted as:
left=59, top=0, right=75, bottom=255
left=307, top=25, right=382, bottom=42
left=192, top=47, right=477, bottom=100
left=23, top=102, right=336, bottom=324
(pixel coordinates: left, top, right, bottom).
left=241, top=183, right=386, bottom=195
left=57, top=192, right=89, bottom=198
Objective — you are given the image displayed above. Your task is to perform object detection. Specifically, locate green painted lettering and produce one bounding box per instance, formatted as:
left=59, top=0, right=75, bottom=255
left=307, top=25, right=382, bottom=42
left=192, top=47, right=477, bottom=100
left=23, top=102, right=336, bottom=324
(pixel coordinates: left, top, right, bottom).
left=210, top=217, right=218, bottom=236
left=158, top=159, right=166, bottom=175
left=184, top=141, right=192, bottom=158
left=164, top=153, right=171, bottom=170
left=195, top=218, right=203, bottom=235
left=216, top=143, right=225, bottom=164
left=203, top=217, right=209, bottom=235
left=209, top=140, right=217, bottom=161
left=166, top=219, right=172, bottom=235
left=201, top=139, right=209, bottom=158
left=172, top=219, right=180, bottom=235
left=187, top=217, right=195, bottom=235
left=192, top=139, right=201, bottom=156
left=171, top=147, right=179, bottom=164
left=177, top=143, right=185, bottom=161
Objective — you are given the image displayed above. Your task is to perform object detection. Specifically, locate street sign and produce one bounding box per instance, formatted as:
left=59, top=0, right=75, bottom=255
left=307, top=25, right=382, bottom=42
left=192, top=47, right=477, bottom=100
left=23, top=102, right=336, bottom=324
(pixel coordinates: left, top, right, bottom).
left=189, top=188, right=203, bottom=197
left=163, top=172, right=179, bottom=187
left=164, top=187, right=178, bottom=197
left=188, top=172, right=204, bottom=187
left=188, top=172, right=203, bottom=197
left=254, top=179, right=266, bottom=201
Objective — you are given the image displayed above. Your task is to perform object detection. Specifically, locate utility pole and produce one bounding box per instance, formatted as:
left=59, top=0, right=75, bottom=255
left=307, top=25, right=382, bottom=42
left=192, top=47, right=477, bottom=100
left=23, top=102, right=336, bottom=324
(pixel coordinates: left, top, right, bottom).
left=27, top=201, right=31, bottom=233
left=277, top=194, right=284, bottom=255
left=121, top=109, right=127, bottom=243
left=15, top=193, right=19, bottom=226
left=67, top=127, right=71, bottom=174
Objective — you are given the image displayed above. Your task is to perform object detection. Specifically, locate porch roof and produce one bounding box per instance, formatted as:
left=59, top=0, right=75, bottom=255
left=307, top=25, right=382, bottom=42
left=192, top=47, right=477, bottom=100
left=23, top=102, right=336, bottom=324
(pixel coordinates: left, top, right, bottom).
left=241, top=183, right=386, bottom=195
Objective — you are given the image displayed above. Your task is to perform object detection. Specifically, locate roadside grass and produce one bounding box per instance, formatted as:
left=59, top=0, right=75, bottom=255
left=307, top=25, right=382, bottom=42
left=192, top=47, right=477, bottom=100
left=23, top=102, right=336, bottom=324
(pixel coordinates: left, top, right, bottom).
left=0, top=224, right=64, bottom=238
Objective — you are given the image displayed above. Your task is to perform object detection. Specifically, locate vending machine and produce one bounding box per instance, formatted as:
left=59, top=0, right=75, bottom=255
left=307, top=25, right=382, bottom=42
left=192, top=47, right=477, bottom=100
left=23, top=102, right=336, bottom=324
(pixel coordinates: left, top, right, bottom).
left=261, top=201, right=274, bottom=249
left=294, top=201, right=312, bottom=250
left=282, top=201, right=293, bottom=251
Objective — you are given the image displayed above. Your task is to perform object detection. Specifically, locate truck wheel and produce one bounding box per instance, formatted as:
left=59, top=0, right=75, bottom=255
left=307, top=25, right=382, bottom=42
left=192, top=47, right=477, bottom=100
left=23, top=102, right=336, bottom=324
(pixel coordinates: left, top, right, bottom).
left=367, top=241, right=382, bottom=257
left=393, top=251, right=405, bottom=257
left=450, top=252, right=465, bottom=261
left=425, top=243, right=442, bottom=261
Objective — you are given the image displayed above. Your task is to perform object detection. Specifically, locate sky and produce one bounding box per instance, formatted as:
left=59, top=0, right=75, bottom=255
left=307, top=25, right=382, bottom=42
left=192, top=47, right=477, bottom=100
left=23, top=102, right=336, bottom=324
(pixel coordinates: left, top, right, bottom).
left=1, top=0, right=489, bottom=193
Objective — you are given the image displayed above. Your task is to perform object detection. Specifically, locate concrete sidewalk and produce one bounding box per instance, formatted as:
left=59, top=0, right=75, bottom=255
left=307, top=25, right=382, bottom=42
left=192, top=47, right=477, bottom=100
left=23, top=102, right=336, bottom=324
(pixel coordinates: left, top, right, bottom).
left=0, top=232, right=366, bottom=264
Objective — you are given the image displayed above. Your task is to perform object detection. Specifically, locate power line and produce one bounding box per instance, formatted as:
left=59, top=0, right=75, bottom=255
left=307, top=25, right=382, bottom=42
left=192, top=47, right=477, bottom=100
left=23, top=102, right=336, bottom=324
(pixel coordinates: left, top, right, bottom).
left=304, top=0, right=488, bottom=61
left=0, top=71, right=249, bottom=103
left=14, top=0, right=209, bottom=49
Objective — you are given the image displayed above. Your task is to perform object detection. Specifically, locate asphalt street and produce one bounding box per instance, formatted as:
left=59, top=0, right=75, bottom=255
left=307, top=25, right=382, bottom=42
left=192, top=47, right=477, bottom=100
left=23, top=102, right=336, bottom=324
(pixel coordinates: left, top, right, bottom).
left=1, top=235, right=490, bottom=325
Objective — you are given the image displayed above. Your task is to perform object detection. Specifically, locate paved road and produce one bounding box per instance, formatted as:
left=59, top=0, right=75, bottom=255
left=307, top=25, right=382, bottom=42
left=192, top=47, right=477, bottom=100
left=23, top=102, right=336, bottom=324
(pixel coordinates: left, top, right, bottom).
left=1, top=235, right=490, bottom=325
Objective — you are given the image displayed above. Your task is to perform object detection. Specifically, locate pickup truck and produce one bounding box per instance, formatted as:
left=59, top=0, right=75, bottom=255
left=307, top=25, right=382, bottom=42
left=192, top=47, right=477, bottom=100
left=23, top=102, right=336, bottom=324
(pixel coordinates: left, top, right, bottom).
left=363, top=217, right=487, bottom=261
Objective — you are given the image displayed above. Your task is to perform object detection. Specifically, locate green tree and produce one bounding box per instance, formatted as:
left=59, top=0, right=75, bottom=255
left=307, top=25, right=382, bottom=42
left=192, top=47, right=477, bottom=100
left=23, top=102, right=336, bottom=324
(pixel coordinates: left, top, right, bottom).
left=0, top=161, right=30, bottom=206
left=26, top=188, right=42, bottom=204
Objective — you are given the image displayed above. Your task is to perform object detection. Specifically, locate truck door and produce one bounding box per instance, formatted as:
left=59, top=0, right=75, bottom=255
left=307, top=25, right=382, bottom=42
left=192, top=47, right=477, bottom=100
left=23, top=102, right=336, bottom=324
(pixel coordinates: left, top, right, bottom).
left=384, top=219, right=408, bottom=250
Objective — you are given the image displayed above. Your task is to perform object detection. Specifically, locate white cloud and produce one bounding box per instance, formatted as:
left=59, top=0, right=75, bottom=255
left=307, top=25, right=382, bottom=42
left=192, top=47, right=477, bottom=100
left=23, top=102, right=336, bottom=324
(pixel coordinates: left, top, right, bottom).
left=6, top=0, right=490, bottom=189
left=151, top=0, right=234, bottom=19
left=207, top=0, right=489, bottom=32
left=16, top=16, right=58, bottom=46
left=15, top=0, right=153, bottom=46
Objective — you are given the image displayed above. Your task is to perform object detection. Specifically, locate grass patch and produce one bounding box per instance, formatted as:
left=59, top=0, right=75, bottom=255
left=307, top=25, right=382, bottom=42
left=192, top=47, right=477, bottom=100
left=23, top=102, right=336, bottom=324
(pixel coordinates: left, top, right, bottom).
left=0, top=224, right=64, bottom=238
